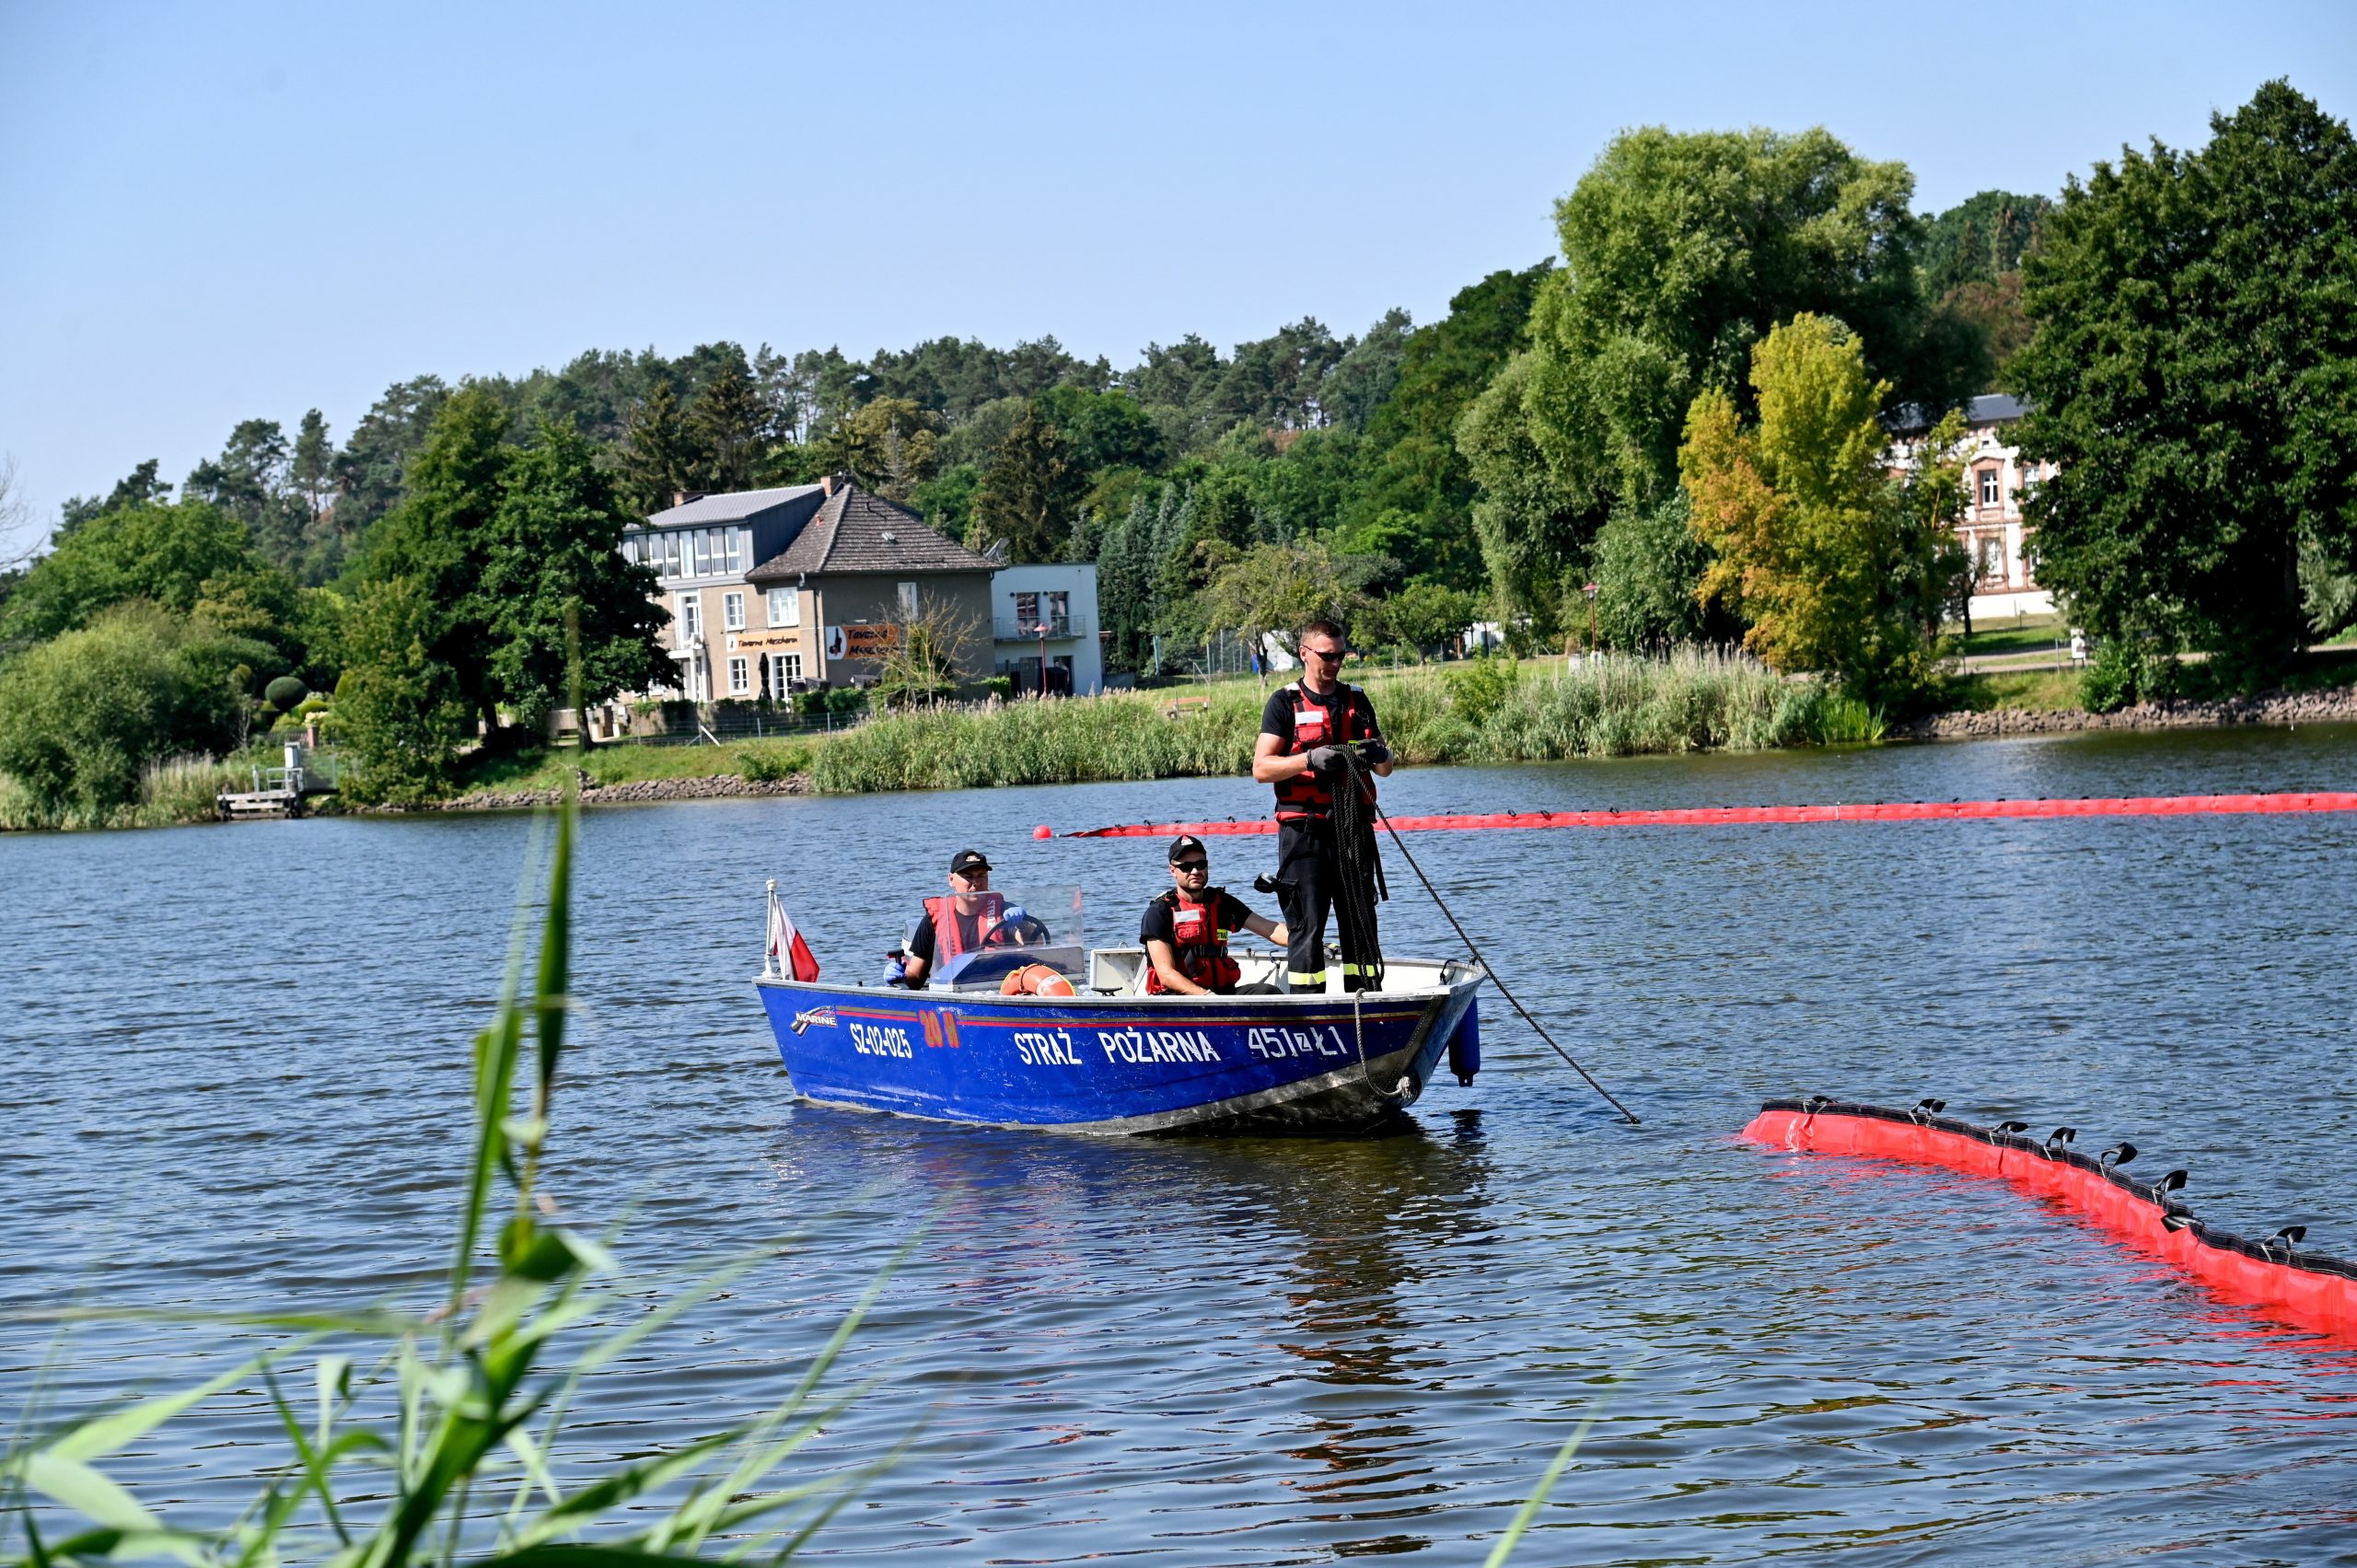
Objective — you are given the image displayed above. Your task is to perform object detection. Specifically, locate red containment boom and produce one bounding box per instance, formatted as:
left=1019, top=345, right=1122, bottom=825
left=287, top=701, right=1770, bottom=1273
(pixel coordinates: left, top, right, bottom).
left=1743, top=1097, right=2357, bottom=1343
left=1067, top=791, right=2357, bottom=838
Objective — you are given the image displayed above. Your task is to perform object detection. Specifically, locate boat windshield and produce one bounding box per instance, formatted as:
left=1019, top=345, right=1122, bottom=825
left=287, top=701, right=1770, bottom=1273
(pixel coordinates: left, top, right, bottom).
left=975, top=884, right=1084, bottom=950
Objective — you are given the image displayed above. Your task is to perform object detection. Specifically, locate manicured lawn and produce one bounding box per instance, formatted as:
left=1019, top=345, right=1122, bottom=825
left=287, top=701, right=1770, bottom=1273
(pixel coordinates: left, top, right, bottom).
left=455, top=736, right=819, bottom=793
left=1946, top=669, right=2084, bottom=712
left=1955, top=614, right=2066, bottom=660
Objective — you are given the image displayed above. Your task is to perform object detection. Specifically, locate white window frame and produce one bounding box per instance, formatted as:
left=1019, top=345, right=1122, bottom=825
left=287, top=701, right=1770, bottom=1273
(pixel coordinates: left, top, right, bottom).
left=727, top=656, right=750, bottom=696
left=678, top=591, right=702, bottom=645
left=898, top=580, right=919, bottom=620
left=783, top=652, right=803, bottom=681
left=723, top=591, right=745, bottom=632
left=1979, top=469, right=2002, bottom=507
left=767, top=586, right=800, bottom=627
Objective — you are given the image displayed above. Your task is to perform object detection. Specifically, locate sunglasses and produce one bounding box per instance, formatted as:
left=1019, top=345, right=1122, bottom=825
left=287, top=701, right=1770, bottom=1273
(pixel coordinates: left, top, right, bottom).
left=1304, top=645, right=1350, bottom=660
left=1172, top=859, right=1210, bottom=872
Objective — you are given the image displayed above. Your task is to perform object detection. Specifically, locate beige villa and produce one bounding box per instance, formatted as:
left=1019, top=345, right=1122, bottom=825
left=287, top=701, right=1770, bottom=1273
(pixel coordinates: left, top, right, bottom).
left=620, top=477, right=996, bottom=703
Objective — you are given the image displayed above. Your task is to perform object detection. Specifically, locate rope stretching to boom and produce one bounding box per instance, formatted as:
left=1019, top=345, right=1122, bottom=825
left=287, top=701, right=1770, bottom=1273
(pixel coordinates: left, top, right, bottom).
left=1333, top=747, right=1641, bottom=1126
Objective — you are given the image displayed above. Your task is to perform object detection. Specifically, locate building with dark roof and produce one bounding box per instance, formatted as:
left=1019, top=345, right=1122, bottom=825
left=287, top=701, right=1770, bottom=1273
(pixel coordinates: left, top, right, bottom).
left=618, top=477, right=997, bottom=702
left=744, top=481, right=998, bottom=691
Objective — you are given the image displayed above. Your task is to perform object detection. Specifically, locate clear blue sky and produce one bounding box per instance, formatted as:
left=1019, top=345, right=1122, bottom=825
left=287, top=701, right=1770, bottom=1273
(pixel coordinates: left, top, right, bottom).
left=4, top=1, right=2352, bottom=541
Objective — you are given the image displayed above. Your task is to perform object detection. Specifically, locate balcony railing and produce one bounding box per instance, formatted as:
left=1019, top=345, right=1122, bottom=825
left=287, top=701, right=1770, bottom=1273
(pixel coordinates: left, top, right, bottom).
left=995, top=615, right=1075, bottom=640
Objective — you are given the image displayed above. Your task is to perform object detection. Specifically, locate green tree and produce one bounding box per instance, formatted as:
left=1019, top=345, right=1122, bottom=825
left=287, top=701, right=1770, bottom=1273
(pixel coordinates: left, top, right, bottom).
left=1340, top=263, right=1550, bottom=581
left=292, top=410, right=333, bottom=527
left=816, top=398, right=945, bottom=500
left=477, top=420, right=671, bottom=726
left=1459, top=353, right=1587, bottom=630
left=1509, top=125, right=1974, bottom=526
left=336, top=575, right=470, bottom=805
left=358, top=387, right=513, bottom=726
left=0, top=602, right=272, bottom=819
left=1358, top=580, right=1480, bottom=658
left=186, top=418, right=309, bottom=570
left=1324, top=308, right=1415, bottom=434
left=971, top=401, right=1081, bottom=563
left=685, top=352, right=771, bottom=493
left=1, top=500, right=263, bottom=645
left=1680, top=315, right=1961, bottom=709
left=331, top=376, right=450, bottom=540
left=613, top=382, right=694, bottom=517
left=2010, top=81, right=2357, bottom=678
left=1197, top=539, right=1364, bottom=675
left=1586, top=494, right=1731, bottom=651
left=57, top=459, right=174, bottom=539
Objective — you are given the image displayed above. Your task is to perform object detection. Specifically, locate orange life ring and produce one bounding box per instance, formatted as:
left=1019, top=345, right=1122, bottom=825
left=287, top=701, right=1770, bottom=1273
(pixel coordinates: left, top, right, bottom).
left=1000, top=963, right=1076, bottom=997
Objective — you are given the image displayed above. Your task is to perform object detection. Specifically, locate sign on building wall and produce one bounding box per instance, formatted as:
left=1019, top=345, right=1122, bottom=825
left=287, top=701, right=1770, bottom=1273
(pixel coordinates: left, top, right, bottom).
left=733, top=631, right=804, bottom=653
left=824, top=624, right=900, bottom=660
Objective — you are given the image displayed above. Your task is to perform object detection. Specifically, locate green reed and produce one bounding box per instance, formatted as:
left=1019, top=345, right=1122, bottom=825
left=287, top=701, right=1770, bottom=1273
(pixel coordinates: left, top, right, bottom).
left=808, top=652, right=1862, bottom=794
left=2, top=780, right=886, bottom=1565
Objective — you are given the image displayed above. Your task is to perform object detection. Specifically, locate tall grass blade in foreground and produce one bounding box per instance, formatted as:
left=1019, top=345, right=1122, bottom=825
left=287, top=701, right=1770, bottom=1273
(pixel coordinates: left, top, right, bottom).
left=3, top=774, right=885, bottom=1564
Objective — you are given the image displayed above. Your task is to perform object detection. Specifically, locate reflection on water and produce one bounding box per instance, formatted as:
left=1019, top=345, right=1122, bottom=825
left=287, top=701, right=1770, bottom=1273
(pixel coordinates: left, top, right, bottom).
left=5, top=724, right=2357, bottom=1563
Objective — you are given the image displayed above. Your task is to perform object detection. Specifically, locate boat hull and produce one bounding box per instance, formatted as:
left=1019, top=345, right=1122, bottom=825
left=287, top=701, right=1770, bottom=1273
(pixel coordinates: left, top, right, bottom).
left=753, top=969, right=1481, bottom=1133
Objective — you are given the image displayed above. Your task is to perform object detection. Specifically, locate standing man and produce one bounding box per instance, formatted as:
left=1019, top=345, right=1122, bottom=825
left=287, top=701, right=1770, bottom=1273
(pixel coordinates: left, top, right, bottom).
left=1251, top=620, right=1392, bottom=993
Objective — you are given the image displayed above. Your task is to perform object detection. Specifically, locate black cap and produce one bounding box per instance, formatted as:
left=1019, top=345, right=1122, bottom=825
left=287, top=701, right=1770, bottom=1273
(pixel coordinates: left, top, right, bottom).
left=948, top=848, right=991, bottom=876
left=1168, top=834, right=1208, bottom=864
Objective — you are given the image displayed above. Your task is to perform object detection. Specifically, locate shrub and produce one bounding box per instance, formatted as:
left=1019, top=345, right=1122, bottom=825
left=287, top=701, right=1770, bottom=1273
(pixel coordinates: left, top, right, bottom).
left=264, top=674, right=308, bottom=709
left=0, top=601, right=272, bottom=823
left=1444, top=653, right=1521, bottom=726
left=2079, top=638, right=2142, bottom=713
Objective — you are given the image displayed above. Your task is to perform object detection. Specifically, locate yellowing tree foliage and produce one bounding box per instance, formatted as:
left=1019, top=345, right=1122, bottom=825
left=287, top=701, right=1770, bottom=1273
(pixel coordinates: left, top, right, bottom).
left=1680, top=314, right=1965, bottom=710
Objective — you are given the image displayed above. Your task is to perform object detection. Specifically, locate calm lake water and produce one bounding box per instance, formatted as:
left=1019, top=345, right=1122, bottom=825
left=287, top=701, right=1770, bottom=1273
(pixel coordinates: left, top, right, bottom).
left=6, top=726, right=2357, bottom=1565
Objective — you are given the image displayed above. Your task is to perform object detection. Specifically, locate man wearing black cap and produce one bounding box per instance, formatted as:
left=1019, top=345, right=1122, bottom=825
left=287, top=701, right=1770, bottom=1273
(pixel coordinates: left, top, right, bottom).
left=901, top=847, right=1004, bottom=987
left=1139, top=836, right=1289, bottom=995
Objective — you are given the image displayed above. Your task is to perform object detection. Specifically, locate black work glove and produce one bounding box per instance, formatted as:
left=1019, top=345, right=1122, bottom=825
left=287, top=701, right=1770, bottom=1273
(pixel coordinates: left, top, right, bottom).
left=1304, top=745, right=1346, bottom=773
left=1356, top=738, right=1391, bottom=765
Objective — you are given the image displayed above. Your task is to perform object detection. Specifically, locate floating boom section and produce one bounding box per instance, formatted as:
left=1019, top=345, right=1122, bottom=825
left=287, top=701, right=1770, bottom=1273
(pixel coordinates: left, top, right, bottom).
left=1743, top=1097, right=2357, bottom=1343
left=1069, top=791, right=2357, bottom=838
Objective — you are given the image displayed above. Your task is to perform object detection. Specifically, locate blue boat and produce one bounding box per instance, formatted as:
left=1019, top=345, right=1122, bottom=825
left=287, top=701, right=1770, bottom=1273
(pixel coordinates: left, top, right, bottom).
left=753, top=884, right=1483, bottom=1133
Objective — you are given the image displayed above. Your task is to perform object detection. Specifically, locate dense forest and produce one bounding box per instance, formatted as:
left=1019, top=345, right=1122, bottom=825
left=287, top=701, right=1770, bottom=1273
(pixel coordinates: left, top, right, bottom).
left=5, top=84, right=2352, bottom=820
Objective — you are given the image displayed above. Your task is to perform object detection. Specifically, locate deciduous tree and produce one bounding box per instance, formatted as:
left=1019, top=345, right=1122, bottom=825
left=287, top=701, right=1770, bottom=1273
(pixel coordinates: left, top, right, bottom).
left=1681, top=315, right=1962, bottom=709
left=2010, top=80, right=2357, bottom=677
left=477, top=420, right=671, bottom=726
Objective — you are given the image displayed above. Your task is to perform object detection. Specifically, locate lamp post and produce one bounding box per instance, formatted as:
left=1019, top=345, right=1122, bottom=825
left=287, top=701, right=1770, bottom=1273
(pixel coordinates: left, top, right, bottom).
left=1035, top=621, right=1051, bottom=698
left=1584, top=581, right=1599, bottom=658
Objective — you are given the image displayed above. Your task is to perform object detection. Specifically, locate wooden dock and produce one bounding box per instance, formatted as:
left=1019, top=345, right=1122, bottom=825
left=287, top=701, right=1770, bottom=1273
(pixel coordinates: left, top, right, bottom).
left=217, top=746, right=341, bottom=820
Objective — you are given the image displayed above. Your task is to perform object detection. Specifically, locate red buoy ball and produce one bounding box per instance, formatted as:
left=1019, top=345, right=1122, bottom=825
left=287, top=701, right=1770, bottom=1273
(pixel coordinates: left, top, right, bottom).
left=1034, top=824, right=1052, bottom=839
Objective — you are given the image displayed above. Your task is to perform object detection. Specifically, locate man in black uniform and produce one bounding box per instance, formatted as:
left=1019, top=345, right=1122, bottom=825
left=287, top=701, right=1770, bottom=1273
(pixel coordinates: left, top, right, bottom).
left=1251, top=620, right=1392, bottom=993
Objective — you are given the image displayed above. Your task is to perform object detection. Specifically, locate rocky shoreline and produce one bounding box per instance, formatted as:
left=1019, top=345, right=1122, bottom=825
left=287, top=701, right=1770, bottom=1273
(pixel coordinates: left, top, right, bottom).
left=1890, top=682, right=2357, bottom=740
left=397, top=772, right=819, bottom=813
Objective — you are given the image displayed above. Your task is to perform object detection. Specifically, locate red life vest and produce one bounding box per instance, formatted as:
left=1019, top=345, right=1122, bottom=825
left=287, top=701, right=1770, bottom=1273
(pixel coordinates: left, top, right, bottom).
left=1272, top=681, right=1375, bottom=820
left=1144, top=888, right=1243, bottom=994
left=923, top=891, right=1007, bottom=959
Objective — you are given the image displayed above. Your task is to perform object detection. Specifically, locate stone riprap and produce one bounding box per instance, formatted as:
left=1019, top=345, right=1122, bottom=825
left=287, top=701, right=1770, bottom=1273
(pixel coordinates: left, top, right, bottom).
left=401, top=772, right=817, bottom=813
left=1896, top=683, right=2357, bottom=740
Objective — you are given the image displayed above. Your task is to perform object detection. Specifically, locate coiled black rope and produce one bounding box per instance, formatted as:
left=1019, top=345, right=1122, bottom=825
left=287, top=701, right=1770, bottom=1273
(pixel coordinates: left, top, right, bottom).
left=1337, top=745, right=1641, bottom=1126
left=1329, top=746, right=1387, bottom=993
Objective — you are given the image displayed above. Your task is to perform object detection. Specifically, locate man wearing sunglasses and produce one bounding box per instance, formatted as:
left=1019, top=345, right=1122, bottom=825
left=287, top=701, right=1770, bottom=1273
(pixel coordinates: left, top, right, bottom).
left=1139, top=836, right=1288, bottom=995
left=1251, top=619, right=1392, bottom=993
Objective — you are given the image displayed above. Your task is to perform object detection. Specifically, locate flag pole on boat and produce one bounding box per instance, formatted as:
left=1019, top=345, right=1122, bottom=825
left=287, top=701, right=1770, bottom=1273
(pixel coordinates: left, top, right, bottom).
left=1337, top=748, right=1642, bottom=1126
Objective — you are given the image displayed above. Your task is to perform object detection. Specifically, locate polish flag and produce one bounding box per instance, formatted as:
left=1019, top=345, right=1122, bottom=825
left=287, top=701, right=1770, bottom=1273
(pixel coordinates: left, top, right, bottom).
left=770, top=897, right=821, bottom=981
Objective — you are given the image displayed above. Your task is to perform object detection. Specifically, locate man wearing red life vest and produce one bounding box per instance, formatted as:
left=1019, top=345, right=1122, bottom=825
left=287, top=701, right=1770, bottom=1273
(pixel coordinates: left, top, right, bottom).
left=901, top=847, right=1006, bottom=988
left=1250, top=620, right=1392, bottom=993
left=1140, top=835, right=1288, bottom=995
